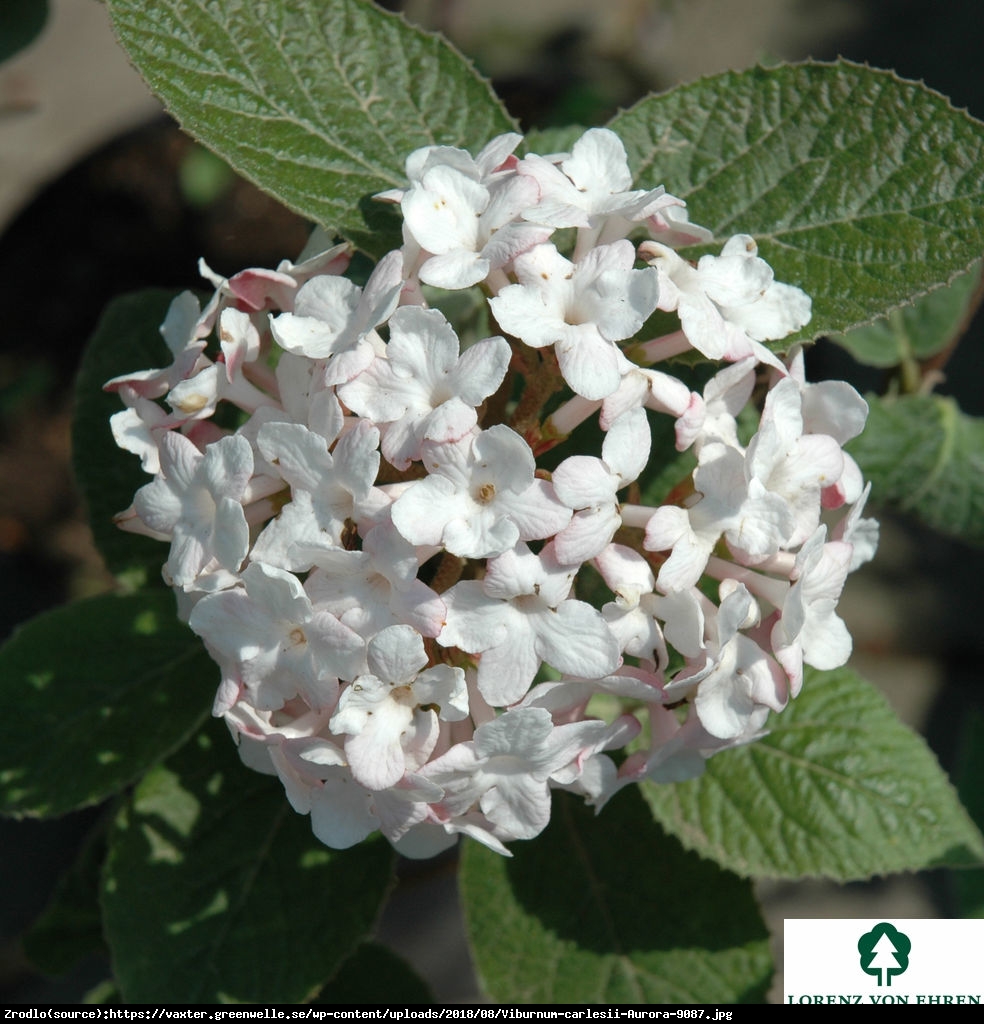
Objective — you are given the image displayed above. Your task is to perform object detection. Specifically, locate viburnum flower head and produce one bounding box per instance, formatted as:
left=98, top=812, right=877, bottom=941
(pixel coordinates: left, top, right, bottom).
left=105, top=122, right=876, bottom=860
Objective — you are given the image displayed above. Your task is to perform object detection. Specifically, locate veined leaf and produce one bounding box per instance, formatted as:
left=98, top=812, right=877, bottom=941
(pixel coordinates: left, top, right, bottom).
left=848, top=393, right=984, bottom=546
left=106, top=0, right=516, bottom=257
left=102, top=721, right=395, bottom=1003
left=0, top=591, right=212, bottom=818
left=642, top=666, right=984, bottom=880
left=460, top=789, right=772, bottom=1004
left=611, top=61, right=984, bottom=342
left=830, top=261, right=983, bottom=368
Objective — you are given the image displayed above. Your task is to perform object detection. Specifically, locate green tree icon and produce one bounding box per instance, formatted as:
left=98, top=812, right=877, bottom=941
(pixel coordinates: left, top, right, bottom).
left=858, top=923, right=911, bottom=986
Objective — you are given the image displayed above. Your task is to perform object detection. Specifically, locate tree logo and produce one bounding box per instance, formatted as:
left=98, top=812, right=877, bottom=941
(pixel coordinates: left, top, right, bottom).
left=858, top=923, right=911, bottom=986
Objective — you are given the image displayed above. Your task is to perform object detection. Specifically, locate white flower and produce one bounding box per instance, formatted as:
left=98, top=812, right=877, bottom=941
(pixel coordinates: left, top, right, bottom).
left=198, top=239, right=351, bottom=315
left=643, top=194, right=714, bottom=248
left=390, top=425, right=570, bottom=560
left=641, top=234, right=810, bottom=366
left=832, top=482, right=879, bottom=571
left=489, top=240, right=659, bottom=399
left=786, top=347, right=870, bottom=506
left=103, top=290, right=209, bottom=400
left=421, top=707, right=616, bottom=840
left=666, top=584, right=788, bottom=740
left=378, top=133, right=524, bottom=202
left=401, top=165, right=548, bottom=289
left=251, top=419, right=386, bottom=569
left=269, top=250, right=402, bottom=384
left=744, top=377, right=845, bottom=551
left=392, top=812, right=511, bottom=860
left=109, top=395, right=186, bottom=475
left=297, top=521, right=446, bottom=640
left=674, top=357, right=757, bottom=454
left=282, top=735, right=445, bottom=850
left=517, top=127, right=670, bottom=253
left=593, top=545, right=668, bottom=668
left=188, top=561, right=365, bottom=712
left=164, top=308, right=275, bottom=420
left=339, top=306, right=511, bottom=470
left=552, top=407, right=651, bottom=564
left=772, top=526, right=853, bottom=691
left=330, top=625, right=468, bottom=791
left=600, top=365, right=697, bottom=434
left=644, top=442, right=792, bottom=591
left=438, top=542, right=621, bottom=706
left=131, top=431, right=252, bottom=588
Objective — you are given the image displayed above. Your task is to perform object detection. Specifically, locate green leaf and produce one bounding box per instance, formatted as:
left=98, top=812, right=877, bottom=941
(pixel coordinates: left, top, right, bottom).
left=460, top=789, right=772, bottom=1004
left=102, top=721, right=395, bottom=1003
left=72, top=289, right=182, bottom=588
left=23, top=823, right=109, bottom=976
left=0, top=591, right=212, bottom=818
left=610, top=61, right=984, bottom=342
left=0, top=0, right=48, bottom=64
left=953, top=711, right=984, bottom=918
left=642, top=666, right=984, bottom=880
left=315, top=943, right=433, bottom=1004
left=847, top=393, right=984, bottom=546
left=830, top=261, right=983, bottom=368
left=106, top=0, right=516, bottom=257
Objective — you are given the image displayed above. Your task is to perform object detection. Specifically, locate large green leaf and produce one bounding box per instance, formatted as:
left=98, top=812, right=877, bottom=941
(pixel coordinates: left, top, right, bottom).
left=106, top=0, right=516, bottom=257
left=0, top=592, right=212, bottom=818
left=643, top=666, right=984, bottom=880
left=102, top=721, right=396, bottom=1003
left=610, top=62, right=984, bottom=342
left=830, top=261, right=983, bottom=368
left=847, top=393, right=984, bottom=546
left=460, top=789, right=772, bottom=1004
left=72, top=290, right=183, bottom=589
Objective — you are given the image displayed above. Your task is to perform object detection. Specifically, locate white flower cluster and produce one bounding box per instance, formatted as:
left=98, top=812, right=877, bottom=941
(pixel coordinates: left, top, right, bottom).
left=108, top=128, right=877, bottom=857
